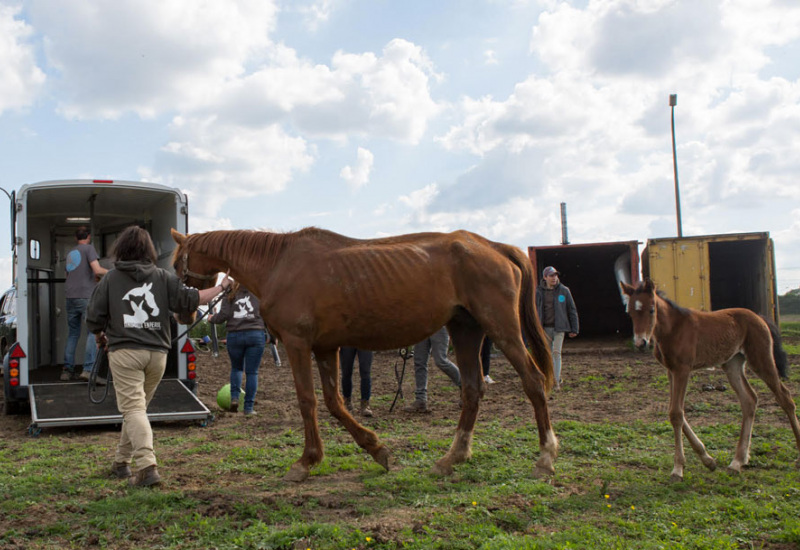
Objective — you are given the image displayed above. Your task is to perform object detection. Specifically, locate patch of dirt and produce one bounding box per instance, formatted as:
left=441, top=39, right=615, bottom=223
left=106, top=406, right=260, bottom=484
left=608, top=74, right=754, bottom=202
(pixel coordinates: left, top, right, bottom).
left=2, top=336, right=799, bottom=545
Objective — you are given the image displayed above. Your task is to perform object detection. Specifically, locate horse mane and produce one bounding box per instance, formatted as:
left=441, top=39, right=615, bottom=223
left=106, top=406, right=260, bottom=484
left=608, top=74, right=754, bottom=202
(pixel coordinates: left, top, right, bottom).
left=186, top=227, right=354, bottom=274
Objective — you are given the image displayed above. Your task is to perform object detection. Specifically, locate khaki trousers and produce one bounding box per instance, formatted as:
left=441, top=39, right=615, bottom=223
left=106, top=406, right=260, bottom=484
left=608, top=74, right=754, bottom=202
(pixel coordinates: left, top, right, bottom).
left=109, top=348, right=167, bottom=471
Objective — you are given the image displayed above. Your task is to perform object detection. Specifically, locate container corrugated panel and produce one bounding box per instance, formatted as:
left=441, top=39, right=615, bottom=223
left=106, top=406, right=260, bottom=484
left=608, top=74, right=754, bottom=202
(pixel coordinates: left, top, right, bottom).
left=643, top=232, right=777, bottom=322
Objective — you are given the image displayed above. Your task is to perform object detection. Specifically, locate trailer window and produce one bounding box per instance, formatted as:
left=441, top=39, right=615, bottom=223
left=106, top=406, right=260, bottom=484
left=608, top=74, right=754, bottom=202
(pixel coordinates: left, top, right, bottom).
left=29, top=239, right=40, bottom=260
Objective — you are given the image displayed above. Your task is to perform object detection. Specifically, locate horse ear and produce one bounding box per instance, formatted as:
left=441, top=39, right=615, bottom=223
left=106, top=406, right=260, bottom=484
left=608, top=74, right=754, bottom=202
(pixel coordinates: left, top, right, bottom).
left=171, top=228, right=186, bottom=245
left=644, top=278, right=655, bottom=292
left=620, top=282, right=635, bottom=296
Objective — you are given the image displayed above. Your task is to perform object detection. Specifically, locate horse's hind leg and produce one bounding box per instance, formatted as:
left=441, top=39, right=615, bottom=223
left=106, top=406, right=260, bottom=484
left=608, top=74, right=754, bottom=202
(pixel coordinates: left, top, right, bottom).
left=432, top=320, right=484, bottom=476
left=491, top=328, right=557, bottom=478
left=314, top=349, right=390, bottom=471
left=746, top=348, right=800, bottom=469
left=282, top=343, right=324, bottom=483
left=722, top=354, right=758, bottom=473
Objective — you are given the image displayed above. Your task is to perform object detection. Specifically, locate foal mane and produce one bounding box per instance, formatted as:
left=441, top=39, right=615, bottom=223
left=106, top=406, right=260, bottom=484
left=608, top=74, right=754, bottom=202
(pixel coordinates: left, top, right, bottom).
left=630, top=281, right=692, bottom=317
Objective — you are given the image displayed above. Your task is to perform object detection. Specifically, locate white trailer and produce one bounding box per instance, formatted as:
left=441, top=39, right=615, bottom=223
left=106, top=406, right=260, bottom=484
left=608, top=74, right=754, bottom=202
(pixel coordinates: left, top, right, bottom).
left=1, top=179, right=211, bottom=433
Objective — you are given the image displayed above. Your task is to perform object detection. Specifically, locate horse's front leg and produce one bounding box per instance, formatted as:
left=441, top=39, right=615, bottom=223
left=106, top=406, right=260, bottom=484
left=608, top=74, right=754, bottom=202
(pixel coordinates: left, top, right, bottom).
left=667, top=368, right=695, bottom=482
left=314, top=349, right=390, bottom=471
left=282, top=343, right=324, bottom=483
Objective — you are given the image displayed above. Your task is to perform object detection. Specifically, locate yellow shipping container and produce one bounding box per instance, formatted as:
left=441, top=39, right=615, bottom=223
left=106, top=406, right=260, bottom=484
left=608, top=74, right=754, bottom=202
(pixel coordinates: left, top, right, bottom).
left=642, top=232, right=778, bottom=323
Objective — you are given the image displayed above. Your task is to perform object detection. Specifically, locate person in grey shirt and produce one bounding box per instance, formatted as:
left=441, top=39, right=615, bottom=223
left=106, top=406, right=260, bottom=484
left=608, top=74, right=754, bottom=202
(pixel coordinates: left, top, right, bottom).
left=62, top=226, right=108, bottom=381
left=404, top=326, right=461, bottom=413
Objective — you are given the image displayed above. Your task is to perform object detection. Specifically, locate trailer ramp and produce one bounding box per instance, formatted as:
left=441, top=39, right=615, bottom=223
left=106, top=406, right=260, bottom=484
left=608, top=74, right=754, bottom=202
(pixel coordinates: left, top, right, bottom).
left=27, top=379, right=212, bottom=434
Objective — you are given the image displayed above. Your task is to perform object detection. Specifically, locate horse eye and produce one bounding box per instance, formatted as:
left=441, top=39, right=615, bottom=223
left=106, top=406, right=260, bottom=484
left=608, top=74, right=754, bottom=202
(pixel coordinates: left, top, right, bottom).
left=649, top=306, right=655, bottom=314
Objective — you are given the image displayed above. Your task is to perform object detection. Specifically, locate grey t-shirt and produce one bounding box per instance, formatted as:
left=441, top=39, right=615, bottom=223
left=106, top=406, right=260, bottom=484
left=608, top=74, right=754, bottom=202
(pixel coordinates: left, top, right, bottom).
left=65, top=243, right=100, bottom=299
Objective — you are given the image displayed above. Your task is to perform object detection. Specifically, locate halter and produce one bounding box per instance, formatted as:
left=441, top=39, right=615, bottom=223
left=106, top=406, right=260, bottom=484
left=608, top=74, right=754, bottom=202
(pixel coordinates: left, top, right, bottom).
left=179, top=251, right=217, bottom=284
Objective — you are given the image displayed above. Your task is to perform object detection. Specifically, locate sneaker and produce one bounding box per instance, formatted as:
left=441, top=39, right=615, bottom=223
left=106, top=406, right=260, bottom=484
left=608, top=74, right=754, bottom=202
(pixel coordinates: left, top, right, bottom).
left=111, top=462, right=132, bottom=479
left=80, top=371, right=106, bottom=385
left=229, top=400, right=239, bottom=413
left=403, top=400, right=430, bottom=413
left=60, top=370, right=73, bottom=381
left=129, top=465, right=161, bottom=487
left=244, top=410, right=257, bottom=416
left=360, top=401, right=374, bottom=417
left=484, top=375, right=496, bottom=384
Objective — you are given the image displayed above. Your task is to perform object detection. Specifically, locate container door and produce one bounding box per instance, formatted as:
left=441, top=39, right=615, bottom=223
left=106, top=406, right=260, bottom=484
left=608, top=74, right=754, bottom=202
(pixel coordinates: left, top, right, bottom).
left=649, top=239, right=710, bottom=311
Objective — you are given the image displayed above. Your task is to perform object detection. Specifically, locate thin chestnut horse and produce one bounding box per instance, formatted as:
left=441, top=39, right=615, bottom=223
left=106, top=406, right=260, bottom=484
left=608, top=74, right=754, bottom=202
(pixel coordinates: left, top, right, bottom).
left=171, top=228, right=557, bottom=482
left=621, top=279, right=800, bottom=481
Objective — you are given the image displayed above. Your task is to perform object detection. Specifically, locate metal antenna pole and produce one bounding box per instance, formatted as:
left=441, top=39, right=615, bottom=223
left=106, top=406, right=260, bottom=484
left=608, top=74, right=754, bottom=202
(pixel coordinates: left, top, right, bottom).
left=670, top=94, right=683, bottom=238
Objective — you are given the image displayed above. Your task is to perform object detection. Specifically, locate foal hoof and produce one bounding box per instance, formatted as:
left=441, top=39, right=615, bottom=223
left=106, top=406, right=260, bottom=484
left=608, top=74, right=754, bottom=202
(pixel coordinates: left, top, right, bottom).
left=703, top=458, right=717, bottom=472
left=533, top=465, right=554, bottom=479
left=372, top=446, right=391, bottom=471
left=430, top=461, right=454, bottom=477
left=669, top=473, right=684, bottom=483
left=284, top=463, right=310, bottom=483
left=725, top=465, right=742, bottom=476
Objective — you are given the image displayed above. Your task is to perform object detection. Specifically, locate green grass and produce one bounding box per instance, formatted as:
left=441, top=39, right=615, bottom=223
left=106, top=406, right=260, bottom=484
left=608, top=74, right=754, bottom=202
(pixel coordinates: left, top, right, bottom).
left=2, top=416, right=799, bottom=549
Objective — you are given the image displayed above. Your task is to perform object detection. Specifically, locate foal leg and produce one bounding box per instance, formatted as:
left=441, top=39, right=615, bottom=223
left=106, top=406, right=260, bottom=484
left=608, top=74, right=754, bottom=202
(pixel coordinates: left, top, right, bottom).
left=431, top=321, right=484, bottom=476
left=722, top=354, right=758, bottom=473
left=666, top=369, right=697, bottom=482
left=745, top=350, right=800, bottom=469
left=313, top=349, right=390, bottom=471
left=282, top=343, right=323, bottom=483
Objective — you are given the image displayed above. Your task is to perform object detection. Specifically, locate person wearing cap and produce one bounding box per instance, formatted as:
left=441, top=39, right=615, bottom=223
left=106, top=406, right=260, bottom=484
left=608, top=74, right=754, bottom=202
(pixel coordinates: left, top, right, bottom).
left=535, top=266, right=579, bottom=390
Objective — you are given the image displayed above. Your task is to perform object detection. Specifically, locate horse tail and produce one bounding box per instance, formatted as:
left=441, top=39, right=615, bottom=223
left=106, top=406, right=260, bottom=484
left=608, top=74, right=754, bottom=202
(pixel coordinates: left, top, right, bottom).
left=504, top=246, right=555, bottom=392
left=762, top=315, right=788, bottom=379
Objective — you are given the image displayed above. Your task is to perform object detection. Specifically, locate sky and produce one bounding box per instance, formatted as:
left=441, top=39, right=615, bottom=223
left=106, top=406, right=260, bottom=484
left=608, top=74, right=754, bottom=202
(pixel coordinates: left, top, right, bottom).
left=1, top=0, right=799, bottom=293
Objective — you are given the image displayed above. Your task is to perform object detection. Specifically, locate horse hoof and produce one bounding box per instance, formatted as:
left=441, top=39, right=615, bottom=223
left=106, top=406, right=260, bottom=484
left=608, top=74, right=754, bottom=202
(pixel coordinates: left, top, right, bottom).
left=703, top=458, right=717, bottom=472
left=725, top=466, right=742, bottom=476
left=533, top=465, right=554, bottom=479
left=373, top=446, right=391, bottom=471
left=669, top=473, right=683, bottom=483
left=430, top=461, right=453, bottom=476
left=284, top=463, right=310, bottom=483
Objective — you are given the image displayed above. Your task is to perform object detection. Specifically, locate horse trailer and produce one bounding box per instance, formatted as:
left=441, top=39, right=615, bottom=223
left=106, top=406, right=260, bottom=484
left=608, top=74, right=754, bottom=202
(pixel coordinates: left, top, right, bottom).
left=642, top=232, right=779, bottom=323
left=527, top=240, right=640, bottom=338
left=1, top=179, right=212, bottom=432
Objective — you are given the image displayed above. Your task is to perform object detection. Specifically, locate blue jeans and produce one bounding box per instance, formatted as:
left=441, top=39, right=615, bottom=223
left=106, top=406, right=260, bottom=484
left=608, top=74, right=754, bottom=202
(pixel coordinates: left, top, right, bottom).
left=226, top=330, right=266, bottom=413
left=412, top=327, right=461, bottom=402
left=64, top=298, right=96, bottom=374
left=339, top=347, right=373, bottom=401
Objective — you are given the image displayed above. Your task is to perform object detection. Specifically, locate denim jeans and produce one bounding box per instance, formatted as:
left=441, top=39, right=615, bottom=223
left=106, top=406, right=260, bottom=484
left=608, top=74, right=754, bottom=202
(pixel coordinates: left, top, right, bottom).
left=226, top=330, right=266, bottom=413
left=64, top=298, right=97, bottom=374
left=412, top=327, right=461, bottom=402
left=339, top=347, right=373, bottom=401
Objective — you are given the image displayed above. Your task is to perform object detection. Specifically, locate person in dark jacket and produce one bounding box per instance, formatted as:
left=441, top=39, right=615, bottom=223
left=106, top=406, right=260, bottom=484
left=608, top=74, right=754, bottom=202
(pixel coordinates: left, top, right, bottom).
left=534, top=266, right=579, bottom=390
left=208, top=283, right=266, bottom=416
left=87, top=226, right=230, bottom=487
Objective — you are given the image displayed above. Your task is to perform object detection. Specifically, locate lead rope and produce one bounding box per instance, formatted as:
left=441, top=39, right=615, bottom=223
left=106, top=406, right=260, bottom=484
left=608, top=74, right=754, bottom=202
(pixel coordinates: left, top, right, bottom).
left=389, top=346, right=413, bottom=412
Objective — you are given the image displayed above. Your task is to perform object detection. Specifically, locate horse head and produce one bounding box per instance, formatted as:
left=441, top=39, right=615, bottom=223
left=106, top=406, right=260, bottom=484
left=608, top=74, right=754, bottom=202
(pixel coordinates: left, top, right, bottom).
left=620, top=278, right=658, bottom=350
left=171, top=229, right=220, bottom=325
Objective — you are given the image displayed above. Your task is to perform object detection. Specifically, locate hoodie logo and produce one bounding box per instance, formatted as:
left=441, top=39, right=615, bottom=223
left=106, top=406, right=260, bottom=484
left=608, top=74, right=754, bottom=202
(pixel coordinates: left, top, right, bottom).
left=122, top=283, right=161, bottom=329
left=233, top=295, right=255, bottom=319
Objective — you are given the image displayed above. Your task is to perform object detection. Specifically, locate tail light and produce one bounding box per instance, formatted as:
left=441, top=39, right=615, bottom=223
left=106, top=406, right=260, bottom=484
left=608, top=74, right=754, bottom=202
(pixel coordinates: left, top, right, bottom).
left=181, top=339, right=197, bottom=380
left=8, top=343, right=25, bottom=387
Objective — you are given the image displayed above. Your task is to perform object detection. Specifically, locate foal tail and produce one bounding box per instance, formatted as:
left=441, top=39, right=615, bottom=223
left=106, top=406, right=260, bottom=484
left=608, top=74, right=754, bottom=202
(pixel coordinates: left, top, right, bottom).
left=762, top=316, right=789, bottom=380
left=505, top=247, right=555, bottom=392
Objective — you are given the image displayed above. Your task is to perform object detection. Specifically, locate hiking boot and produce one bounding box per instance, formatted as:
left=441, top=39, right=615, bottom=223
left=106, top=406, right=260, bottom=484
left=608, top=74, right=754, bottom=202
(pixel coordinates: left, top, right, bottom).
left=229, top=400, right=239, bottom=413
left=80, top=370, right=106, bottom=385
left=343, top=396, right=353, bottom=412
left=60, top=369, right=73, bottom=381
left=403, top=400, right=430, bottom=413
left=111, top=462, right=131, bottom=479
left=360, top=400, right=373, bottom=417
left=484, top=375, right=496, bottom=384
left=129, top=465, right=161, bottom=487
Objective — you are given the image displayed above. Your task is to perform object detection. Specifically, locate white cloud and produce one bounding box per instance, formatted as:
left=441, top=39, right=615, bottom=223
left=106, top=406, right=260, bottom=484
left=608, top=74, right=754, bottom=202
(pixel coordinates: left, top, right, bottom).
left=28, top=0, right=278, bottom=119
left=340, top=147, right=374, bottom=190
left=0, top=3, right=45, bottom=113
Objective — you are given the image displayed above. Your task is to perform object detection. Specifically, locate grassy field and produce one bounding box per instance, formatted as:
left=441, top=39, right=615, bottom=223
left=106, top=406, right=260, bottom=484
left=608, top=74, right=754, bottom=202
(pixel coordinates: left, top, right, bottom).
left=2, top=330, right=800, bottom=549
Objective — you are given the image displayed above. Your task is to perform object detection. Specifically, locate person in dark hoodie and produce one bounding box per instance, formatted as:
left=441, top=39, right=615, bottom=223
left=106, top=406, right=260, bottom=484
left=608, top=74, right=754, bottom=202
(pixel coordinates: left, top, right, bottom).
left=87, top=226, right=230, bottom=487
left=208, top=282, right=266, bottom=416
left=534, top=266, right=579, bottom=390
